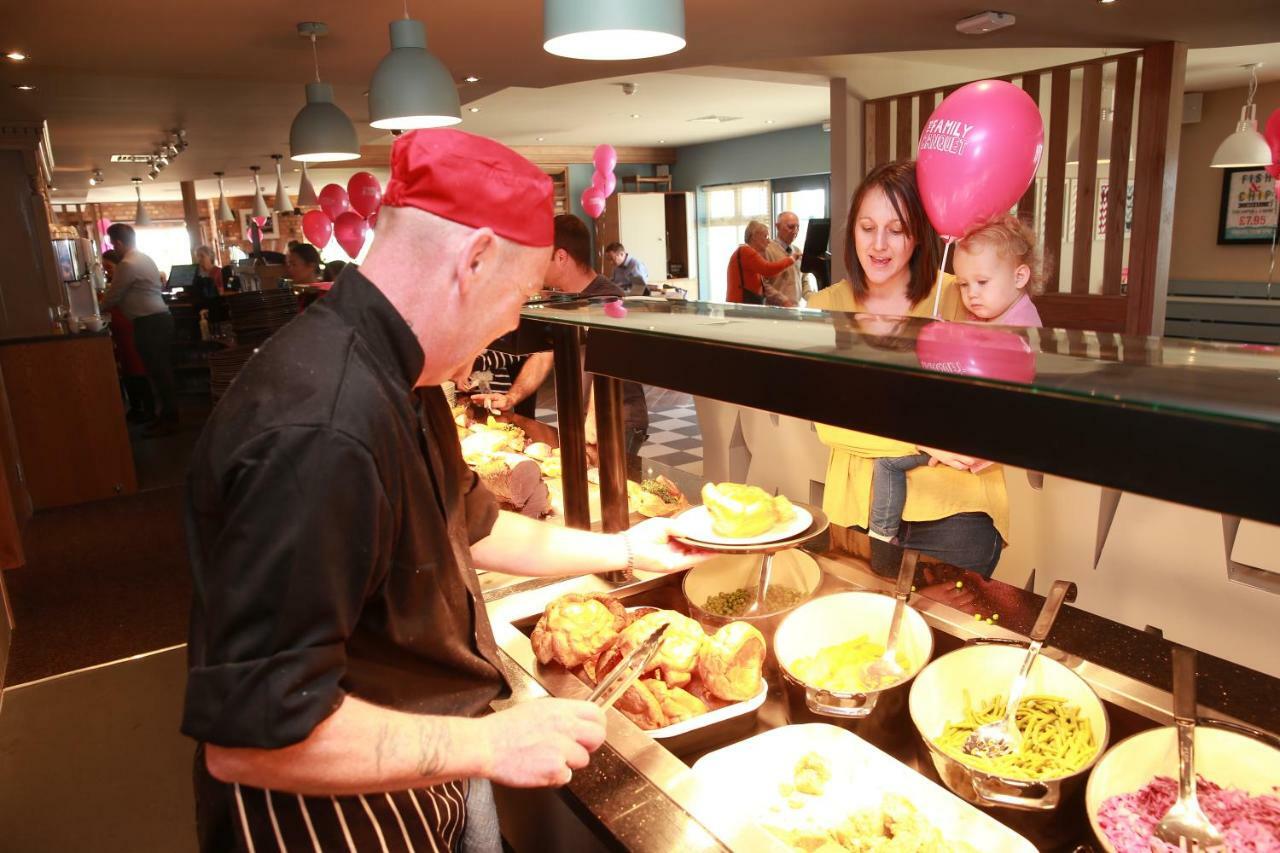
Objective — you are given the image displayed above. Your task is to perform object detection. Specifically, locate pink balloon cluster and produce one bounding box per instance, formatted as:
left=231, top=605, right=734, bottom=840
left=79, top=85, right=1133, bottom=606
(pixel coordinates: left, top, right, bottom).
left=916, top=80, right=1045, bottom=241
left=1265, top=109, right=1280, bottom=180
left=581, top=144, right=617, bottom=219
left=302, top=172, right=384, bottom=258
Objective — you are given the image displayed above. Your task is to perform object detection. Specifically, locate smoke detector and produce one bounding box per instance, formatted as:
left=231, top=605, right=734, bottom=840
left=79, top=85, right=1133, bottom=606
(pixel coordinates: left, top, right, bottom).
left=955, top=11, right=1015, bottom=34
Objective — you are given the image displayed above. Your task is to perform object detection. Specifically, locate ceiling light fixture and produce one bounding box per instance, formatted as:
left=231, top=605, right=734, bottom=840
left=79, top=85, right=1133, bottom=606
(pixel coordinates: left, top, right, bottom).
left=543, top=0, right=685, bottom=61
left=214, top=171, right=235, bottom=222
left=955, top=10, right=1016, bottom=34
left=536, top=136, right=545, bottom=142
left=464, top=75, right=480, bottom=83
left=469, top=106, right=481, bottom=113
left=368, top=2, right=462, bottom=130
left=1097, top=0, right=1117, bottom=5
left=6, top=51, right=27, bottom=62
left=297, top=162, right=319, bottom=207
left=89, top=169, right=104, bottom=186
left=630, top=113, right=640, bottom=119
left=290, top=22, right=361, bottom=162
left=13, top=84, right=35, bottom=92
left=271, top=154, right=294, bottom=213
left=1211, top=63, right=1272, bottom=168
left=250, top=165, right=271, bottom=219
left=132, top=178, right=152, bottom=225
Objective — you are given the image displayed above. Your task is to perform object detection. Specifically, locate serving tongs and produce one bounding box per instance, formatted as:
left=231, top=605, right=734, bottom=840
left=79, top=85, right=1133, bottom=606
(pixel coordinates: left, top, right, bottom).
left=1151, top=645, right=1226, bottom=852
left=587, top=624, right=669, bottom=710
left=963, top=579, right=1075, bottom=759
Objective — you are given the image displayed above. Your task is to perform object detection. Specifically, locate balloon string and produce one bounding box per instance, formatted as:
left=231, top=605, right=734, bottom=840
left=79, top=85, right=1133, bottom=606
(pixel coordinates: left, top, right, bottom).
left=933, top=238, right=954, bottom=319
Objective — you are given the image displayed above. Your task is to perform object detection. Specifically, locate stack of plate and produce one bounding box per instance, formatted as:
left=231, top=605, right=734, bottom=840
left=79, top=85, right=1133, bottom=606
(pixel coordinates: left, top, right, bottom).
left=208, top=345, right=257, bottom=401
left=225, top=290, right=298, bottom=345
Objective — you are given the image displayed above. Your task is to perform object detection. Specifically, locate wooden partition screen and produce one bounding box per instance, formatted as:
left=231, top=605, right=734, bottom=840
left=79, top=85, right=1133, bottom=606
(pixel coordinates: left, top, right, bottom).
left=862, top=44, right=1185, bottom=335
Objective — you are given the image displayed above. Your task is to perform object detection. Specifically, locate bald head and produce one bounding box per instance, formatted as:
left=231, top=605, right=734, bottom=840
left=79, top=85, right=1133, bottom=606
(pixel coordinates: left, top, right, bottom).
left=361, top=206, right=550, bottom=386
left=775, top=212, right=800, bottom=247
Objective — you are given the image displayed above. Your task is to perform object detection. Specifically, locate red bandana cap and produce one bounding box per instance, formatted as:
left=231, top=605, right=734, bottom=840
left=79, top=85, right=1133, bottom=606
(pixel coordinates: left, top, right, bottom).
left=383, top=128, right=554, bottom=248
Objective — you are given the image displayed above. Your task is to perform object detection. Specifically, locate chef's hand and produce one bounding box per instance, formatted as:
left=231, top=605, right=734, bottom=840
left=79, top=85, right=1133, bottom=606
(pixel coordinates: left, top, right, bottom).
left=471, top=392, right=515, bottom=412
left=480, top=698, right=606, bottom=788
left=624, top=517, right=714, bottom=574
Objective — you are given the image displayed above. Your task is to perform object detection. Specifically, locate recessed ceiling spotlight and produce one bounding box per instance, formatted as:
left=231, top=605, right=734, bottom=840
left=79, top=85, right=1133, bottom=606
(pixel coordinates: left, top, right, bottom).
left=468, top=106, right=480, bottom=113
left=630, top=113, right=641, bottom=119
left=1097, top=0, right=1117, bottom=4
left=536, top=136, right=545, bottom=142
left=658, top=139, right=666, bottom=144
left=464, top=75, right=480, bottom=83
left=13, top=83, right=35, bottom=92
left=6, top=51, right=28, bottom=62
left=765, top=119, right=775, bottom=125
left=89, top=170, right=104, bottom=186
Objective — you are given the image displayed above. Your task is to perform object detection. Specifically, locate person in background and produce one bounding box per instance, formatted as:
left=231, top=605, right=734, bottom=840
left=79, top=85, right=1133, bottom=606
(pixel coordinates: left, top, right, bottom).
left=322, top=259, right=348, bottom=282
left=761, top=211, right=806, bottom=307
left=604, top=241, right=648, bottom=293
left=285, top=243, right=323, bottom=285
left=101, top=250, right=154, bottom=424
left=193, top=246, right=225, bottom=299
left=101, top=224, right=178, bottom=434
left=726, top=220, right=795, bottom=305
left=863, top=213, right=1043, bottom=562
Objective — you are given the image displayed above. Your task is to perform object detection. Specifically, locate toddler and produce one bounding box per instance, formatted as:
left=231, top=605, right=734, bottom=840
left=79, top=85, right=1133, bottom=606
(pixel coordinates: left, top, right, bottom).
left=868, top=215, right=1042, bottom=554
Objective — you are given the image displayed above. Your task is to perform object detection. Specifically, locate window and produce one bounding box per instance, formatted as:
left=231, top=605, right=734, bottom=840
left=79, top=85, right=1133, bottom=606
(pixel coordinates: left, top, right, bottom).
left=772, top=174, right=831, bottom=255
left=134, top=225, right=196, bottom=279
left=703, top=181, right=772, bottom=302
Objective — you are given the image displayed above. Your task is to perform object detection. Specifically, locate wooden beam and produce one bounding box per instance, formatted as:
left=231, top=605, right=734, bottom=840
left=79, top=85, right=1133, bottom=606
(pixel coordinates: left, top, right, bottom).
left=180, top=180, right=202, bottom=261
left=1071, top=63, right=1103, bottom=295
left=874, top=100, right=891, bottom=167
left=1034, top=293, right=1128, bottom=332
left=1102, top=54, right=1138, bottom=297
left=895, top=96, right=912, bottom=160
left=863, top=102, right=875, bottom=176
left=357, top=143, right=678, bottom=168
left=1126, top=42, right=1187, bottom=337
left=1043, top=67, right=1071, bottom=294
left=1017, top=73, right=1042, bottom=223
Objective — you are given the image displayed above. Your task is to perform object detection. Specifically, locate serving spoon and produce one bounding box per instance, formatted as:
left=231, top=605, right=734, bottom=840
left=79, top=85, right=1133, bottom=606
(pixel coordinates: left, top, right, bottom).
left=963, top=579, right=1075, bottom=759
left=742, top=553, right=775, bottom=616
left=1151, top=645, right=1226, bottom=852
left=858, top=549, right=918, bottom=689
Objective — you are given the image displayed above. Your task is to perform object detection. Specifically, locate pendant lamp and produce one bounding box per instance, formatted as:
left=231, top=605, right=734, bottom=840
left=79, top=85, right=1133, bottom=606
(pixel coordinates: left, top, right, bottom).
left=369, top=7, right=461, bottom=130
left=1211, top=63, right=1272, bottom=168
left=289, top=22, right=361, bottom=162
left=132, top=178, right=152, bottom=226
left=543, top=0, right=685, bottom=61
left=271, top=154, right=294, bottom=213
left=297, top=163, right=319, bottom=207
left=214, top=171, right=235, bottom=222
left=250, top=166, right=271, bottom=219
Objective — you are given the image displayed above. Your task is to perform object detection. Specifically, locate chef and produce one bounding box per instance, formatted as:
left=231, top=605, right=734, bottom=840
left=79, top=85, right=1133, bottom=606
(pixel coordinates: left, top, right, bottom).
left=181, top=129, right=704, bottom=852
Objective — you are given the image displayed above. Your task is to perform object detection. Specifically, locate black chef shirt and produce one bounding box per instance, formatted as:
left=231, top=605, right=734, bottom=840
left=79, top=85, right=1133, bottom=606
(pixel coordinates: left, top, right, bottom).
left=182, top=269, right=507, bottom=849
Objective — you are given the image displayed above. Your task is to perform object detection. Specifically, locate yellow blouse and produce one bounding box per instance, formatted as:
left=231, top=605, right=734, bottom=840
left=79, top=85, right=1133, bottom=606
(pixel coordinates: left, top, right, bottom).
left=806, top=274, right=1010, bottom=543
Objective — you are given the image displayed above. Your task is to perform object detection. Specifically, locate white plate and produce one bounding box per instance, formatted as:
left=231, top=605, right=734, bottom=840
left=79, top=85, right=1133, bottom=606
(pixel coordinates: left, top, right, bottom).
left=674, top=504, right=814, bottom=546
left=691, top=724, right=1037, bottom=852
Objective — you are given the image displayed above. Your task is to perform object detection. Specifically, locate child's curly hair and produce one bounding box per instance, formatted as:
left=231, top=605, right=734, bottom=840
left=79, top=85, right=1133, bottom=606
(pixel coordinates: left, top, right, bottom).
left=956, top=214, right=1043, bottom=295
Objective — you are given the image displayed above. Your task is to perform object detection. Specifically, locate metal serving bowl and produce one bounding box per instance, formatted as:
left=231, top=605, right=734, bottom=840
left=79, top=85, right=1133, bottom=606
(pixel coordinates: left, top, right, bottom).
left=681, top=549, right=822, bottom=640
left=909, top=642, right=1110, bottom=812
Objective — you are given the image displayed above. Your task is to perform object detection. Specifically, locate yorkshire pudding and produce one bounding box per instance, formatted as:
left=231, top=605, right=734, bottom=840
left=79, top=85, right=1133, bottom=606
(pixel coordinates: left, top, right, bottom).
left=531, top=593, right=629, bottom=669
left=701, top=483, right=796, bottom=538
left=698, top=621, right=766, bottom=702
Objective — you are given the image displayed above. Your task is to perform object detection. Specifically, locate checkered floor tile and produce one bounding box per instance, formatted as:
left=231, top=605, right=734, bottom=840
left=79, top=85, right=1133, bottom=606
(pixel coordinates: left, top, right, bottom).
left=533, top=399, right=703, bottom=476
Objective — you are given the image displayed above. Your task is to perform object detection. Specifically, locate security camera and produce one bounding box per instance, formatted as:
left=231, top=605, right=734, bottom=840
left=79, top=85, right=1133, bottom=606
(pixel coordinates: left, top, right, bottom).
left=621, top=82, right=637, bottom=96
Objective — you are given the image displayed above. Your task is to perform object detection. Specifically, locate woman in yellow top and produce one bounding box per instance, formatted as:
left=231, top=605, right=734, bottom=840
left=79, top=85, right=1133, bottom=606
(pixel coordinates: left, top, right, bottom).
left=808, top=161, right=1008, bottom=578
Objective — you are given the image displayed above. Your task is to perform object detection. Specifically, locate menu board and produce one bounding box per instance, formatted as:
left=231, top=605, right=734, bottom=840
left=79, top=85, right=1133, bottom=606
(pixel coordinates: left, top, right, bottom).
left=1218, top=167, right=1278, bottom=244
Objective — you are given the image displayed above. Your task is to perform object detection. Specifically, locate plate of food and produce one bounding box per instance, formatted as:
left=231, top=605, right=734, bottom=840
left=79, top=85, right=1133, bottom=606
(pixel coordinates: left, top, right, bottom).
left=674, top=483, right=813, bottom=546
left=529, top=593, right=767, bottom=744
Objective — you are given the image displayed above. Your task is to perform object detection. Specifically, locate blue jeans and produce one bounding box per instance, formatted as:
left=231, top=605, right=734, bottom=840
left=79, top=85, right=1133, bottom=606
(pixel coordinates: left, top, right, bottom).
left=869, top=453, right=931, bottom=539
left=459, top=778, right=501, bottom=853
left=869, top=512, right=1004, bottom=579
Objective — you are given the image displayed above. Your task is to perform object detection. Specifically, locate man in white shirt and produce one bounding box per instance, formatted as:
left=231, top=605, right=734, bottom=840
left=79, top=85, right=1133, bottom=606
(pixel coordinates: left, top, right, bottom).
left=101, top=223, right=178, bottom=433
left=761, top=211, right=806, bottom=308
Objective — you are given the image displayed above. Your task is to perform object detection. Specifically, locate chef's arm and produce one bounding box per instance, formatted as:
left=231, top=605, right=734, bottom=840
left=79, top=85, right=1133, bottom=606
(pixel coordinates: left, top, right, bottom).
left=205, top=693, right=605, bottom=794
left=507, top=352, right=553, bottom=406
left=471, top=511, right=705, bottom=576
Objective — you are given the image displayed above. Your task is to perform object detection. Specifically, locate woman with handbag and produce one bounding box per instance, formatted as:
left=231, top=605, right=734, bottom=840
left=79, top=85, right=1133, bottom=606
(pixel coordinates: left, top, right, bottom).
left=726, top=220, right=795, bottom=304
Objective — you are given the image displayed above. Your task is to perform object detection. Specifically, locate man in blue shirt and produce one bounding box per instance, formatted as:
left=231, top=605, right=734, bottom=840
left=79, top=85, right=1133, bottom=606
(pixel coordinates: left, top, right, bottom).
left=605, top=242, right=648, bottom=293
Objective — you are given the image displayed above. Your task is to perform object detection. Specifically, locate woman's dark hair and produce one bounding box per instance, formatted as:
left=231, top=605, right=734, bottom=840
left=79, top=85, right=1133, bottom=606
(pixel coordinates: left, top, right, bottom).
left=288, top=243, right=323, bottom=273
left=843, top=160, right=942, bottom=307
left=101, top=249, right=124, bottom=265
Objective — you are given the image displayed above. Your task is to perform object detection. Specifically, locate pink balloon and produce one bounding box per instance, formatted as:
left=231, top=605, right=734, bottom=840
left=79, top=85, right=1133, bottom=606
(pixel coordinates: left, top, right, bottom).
left=1265, top=108, right=1280, bottom=164
left=334, top=211, right=369, bottom=258
left=347, top=171, right=383, bottom=219
left=368, top=210, right=378, bottom=229
left=591, top=169, right=617, bottom=197
left=318, top=183, right=351, bottom=222
left=917, top=80, right=1044, bottom=239
left=1268, top=164, right=1280, bottom=180
left=302, top=210, right=333, bottom=247
left=252, top=215, right=267, bottom=228
left=581, top=187, right=606, bottom=219
left=916, top=321, right=1036, bottom=384
left=592, top=144, right=617, bottom=174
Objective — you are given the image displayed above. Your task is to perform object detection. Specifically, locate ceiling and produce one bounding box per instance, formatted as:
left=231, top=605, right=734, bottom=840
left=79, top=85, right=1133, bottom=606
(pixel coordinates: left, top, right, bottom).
left=4, top=0, right=1279, bottom=204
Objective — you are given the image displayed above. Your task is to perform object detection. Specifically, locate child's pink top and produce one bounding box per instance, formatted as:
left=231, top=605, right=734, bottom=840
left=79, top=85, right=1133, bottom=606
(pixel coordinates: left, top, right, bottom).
left=966, top=293, right=1043, bottom=327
